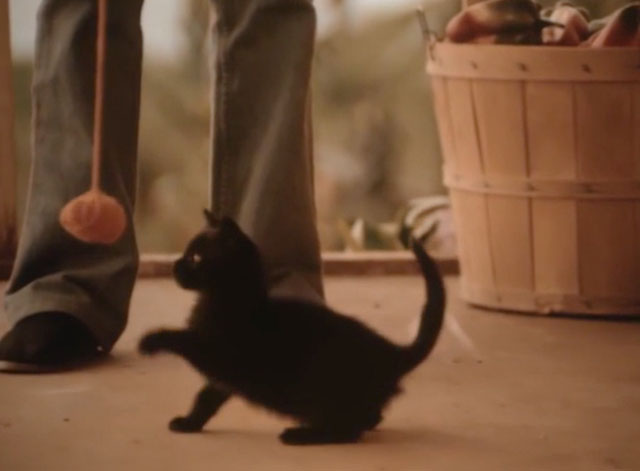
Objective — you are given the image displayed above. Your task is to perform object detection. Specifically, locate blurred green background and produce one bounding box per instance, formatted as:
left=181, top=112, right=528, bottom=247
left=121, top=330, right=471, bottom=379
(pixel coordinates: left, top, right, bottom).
left=9, top=0, right=629, bottom=252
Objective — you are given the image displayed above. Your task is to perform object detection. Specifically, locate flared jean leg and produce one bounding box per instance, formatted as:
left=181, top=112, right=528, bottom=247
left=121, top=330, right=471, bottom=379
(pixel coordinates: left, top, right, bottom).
left=3, top=0, right=144, bottom=350
left=210, top=0, right=324, bottom=301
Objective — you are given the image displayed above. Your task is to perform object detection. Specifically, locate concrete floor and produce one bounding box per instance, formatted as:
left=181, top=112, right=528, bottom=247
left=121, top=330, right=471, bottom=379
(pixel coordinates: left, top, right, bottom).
left=0, top=276, right=639, bottom=471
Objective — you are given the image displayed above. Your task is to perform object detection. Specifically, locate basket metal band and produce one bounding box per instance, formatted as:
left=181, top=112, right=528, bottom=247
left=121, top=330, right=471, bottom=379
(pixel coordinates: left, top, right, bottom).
left=426, top=44, right=640, bottom=83
left=444, top=173, right=640, bottom=200
left=460, top=282, right=640, bottom=316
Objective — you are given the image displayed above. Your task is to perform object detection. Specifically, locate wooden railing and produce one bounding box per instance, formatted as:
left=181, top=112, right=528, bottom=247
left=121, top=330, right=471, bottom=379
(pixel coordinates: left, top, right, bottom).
left=0, top=0, right=16, bottom=280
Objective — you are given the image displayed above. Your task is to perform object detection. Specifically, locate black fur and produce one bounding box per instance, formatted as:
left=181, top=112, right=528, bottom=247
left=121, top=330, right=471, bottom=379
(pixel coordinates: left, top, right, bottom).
left=139, top=211, right=446, bottom=445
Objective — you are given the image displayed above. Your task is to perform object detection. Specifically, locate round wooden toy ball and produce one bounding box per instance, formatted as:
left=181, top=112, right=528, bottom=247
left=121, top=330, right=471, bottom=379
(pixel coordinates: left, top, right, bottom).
left=59, top=188, right=126, bottom=245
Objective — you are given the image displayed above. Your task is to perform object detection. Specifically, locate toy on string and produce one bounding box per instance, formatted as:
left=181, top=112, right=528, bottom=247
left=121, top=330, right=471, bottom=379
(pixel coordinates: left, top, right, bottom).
left=59, top=0, right=126, bottom=245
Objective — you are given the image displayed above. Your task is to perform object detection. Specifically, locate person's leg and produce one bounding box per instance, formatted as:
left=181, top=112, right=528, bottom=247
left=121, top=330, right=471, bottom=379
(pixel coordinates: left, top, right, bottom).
left=1, top=0, right=144, bottom=368
left=209, top=0, right=324, bottom=302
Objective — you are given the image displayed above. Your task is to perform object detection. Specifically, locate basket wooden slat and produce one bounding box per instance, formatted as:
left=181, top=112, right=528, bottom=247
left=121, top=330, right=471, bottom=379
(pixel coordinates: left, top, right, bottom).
left=428, top=43, right=640, bottom=316
left=578, top=201, right=639, bottom=298
left=532, top=200, right=579, bottom=295
left=428, top=44, right=640, bottom=82
left=576, top=84, right=636, bottom=179
left=527, top=83, right=576, bottom=179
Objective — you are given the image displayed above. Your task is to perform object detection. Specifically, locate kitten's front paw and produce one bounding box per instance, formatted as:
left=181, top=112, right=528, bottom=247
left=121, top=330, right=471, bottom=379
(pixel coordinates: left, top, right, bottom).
left=169, top=416, right=203, bottom=433
left=138, top=330, right=168, bottom=355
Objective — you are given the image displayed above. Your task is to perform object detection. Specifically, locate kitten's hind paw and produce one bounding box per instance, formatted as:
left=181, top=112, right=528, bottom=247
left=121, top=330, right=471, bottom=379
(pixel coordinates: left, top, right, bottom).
left=169, top=416, right=203, bottom=433
left=138, top=330, right=170, bottom=355
left=279, top=427, right=363, bottom=446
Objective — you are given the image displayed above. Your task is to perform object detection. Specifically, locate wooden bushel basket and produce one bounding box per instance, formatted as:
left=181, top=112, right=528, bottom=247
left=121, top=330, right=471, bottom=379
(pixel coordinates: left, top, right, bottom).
left=427, top=43, right=640, bottom=315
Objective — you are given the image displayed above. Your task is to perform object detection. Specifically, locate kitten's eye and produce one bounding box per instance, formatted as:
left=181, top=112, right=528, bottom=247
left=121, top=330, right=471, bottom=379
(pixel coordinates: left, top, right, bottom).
left=188, top=253, right=202, bottom=264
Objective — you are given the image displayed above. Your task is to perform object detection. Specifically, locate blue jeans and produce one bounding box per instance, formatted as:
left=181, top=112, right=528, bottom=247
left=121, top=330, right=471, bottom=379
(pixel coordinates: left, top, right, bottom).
left=4, top=0, right=323, bottom=350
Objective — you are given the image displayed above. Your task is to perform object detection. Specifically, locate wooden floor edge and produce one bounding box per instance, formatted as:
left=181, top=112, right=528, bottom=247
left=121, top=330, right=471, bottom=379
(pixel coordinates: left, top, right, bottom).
left=138, top=252, right=460, bottom=278
left=0, top=253, right=460, bottom=281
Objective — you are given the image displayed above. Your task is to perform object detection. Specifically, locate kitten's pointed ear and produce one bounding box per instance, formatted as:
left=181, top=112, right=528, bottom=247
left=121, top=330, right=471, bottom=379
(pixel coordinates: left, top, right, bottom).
left=203, top=209, right=220, bottom=227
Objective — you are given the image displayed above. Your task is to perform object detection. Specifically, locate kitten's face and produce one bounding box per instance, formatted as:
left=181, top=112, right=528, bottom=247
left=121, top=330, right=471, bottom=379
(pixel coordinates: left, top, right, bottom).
left=173, top=212, right=256, bottom=291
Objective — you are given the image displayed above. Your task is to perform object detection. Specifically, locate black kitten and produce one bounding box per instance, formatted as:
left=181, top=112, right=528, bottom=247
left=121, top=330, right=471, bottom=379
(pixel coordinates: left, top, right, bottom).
left=139, top=210, right=445, bottom=445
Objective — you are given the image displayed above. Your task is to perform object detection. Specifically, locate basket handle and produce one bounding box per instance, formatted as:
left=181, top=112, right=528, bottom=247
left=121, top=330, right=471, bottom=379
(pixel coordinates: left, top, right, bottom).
left=415, top=8, right=438, bottom=61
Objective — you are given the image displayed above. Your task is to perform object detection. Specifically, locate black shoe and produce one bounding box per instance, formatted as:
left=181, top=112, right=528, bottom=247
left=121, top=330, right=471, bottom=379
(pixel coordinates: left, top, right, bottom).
left=0, top=312, right=103, bottom=373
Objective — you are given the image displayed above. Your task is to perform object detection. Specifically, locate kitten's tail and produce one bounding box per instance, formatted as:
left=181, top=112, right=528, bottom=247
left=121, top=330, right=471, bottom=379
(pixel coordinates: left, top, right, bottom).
left=399, top=240, right=446, bottom=374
